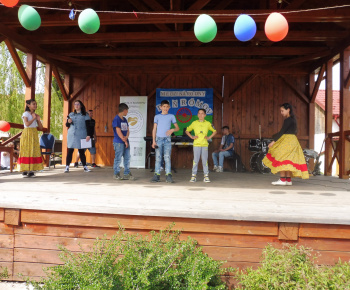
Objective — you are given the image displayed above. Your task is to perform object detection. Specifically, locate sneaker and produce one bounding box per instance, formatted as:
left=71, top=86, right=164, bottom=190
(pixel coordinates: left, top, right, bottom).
left=216, top=166, right=223, bottom=172
left=64, top=166, right=69, bottom=173
left=286, top=181, right=293, bottom=186
left=113, top=173, right=122, bottom=180
left=151, top=174, right=160, bottom=183
left=166, top=174, right=174, bottom=183
left=74, top=162, right=78, bottom=168
left=28, top=172, right=36, bottom=178
left=213, top=165, right=218, bottom=171
left=190, top=175, right=197, bottom=182
left=91, top=163, right=100, bottom=168
left=123, top=173, right=136, bottom=180
left=203, top=175, right=211, bottom=183
left=83, top=166, right=91, bottom=172
left=22, top=172, right=28, bottom=178
left=271, top=179, right=287, bottom=186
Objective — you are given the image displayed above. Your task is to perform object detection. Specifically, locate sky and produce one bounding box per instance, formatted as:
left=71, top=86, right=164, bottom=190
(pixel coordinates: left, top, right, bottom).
left=318, top=62, right=340, bottom=90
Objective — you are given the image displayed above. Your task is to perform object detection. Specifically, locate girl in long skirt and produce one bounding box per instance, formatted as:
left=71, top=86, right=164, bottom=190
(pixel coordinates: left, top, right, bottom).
left=263, top=103, right=309, bottom=185
left=17, top=99, right=44, bottom=177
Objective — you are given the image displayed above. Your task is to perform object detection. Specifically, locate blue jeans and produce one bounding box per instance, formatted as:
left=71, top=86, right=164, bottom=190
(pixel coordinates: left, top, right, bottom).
left=212, top=151, right=233, bottom=167
left=113, top=142, right=130, bottom=175
left=155, top=137, right=172, bottom=175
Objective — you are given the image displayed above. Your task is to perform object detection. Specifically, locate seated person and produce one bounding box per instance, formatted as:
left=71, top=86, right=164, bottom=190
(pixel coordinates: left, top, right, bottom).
left=212, top=126, right=234, bottom=172
left=1, top=142, right=16, bottom=170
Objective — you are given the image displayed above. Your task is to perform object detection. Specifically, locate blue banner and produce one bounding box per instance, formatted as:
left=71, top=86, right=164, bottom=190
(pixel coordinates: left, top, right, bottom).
left=156, top=88, right=214, bottom=136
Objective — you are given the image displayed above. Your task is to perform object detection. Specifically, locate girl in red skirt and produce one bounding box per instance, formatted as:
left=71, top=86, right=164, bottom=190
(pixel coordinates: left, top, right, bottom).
left=263, top=103, right=309, bottom=185
left=17, top=99, right=44, bottom=177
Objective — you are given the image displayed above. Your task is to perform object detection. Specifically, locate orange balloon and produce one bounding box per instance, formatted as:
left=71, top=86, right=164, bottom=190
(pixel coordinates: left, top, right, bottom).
left=0, top=121, right=11, bottom=132
left=265, top=12, right=289, bottom=42
left=0, top=0, right=19, bottom=8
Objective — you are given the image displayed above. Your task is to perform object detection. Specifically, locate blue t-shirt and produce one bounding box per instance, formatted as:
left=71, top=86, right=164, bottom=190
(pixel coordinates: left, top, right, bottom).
left=112, top=115, right=129, bottom=143
left=221, top=134, right=235, bottom=153
left=154, top=114, right=177, bottom=137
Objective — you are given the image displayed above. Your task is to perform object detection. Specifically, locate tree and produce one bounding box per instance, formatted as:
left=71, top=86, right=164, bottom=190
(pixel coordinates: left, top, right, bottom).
left=0, top=42, right=63, bottom=139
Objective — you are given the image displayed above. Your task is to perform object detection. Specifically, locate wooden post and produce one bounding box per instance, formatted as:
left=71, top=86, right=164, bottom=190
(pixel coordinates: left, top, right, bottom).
left=62, top=74, right=71, bottom=164
left=325, top=59, right=333, bottom=176
left=43, top=63, right=52, bottom=132
left=308, top=74, right=316, bottom=171
left=25, top=53, right=36, bottom=101
left=339, top=47, right=350, bottom=179
left=223, top=75, right=231, bottom=129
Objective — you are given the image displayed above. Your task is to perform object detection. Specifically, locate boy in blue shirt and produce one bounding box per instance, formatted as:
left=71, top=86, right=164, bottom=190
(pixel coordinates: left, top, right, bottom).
left=112, top=103, right=135, bottom=180
left=151, top=100, right=179, bottom=183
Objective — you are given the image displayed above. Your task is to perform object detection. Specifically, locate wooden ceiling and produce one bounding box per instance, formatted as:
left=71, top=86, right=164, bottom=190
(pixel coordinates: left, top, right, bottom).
left=1, top=0, right=350, bottom=74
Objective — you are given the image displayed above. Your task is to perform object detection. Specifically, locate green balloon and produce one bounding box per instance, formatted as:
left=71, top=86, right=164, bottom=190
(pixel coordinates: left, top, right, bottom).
left=78, top=8, right=100, bottom=34
left=18, top=5, right=41, bottom=31
left=194, top=14, right=217, bottom=43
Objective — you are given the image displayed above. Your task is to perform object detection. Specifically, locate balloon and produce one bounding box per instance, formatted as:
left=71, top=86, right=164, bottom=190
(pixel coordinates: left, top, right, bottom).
left=1, top=0, right=19, bottom=8
left=0, top=121, right=11, bottom=132
left=265, top=12, right=289, bottom=42
left=18, top=5, right=41, bottom=31
left=234, top=14, right=257, bottom=42
left=78, top=8, right=100, bottom=34
left=194, top=14, right=217, bottom=43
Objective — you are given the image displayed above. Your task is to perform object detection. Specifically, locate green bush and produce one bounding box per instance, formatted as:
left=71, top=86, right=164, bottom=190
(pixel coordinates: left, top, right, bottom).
left=235, top=244, right=350, bottom=289
left=0, top=267, right=8, bottom=280
left=29, top=225, right=230, bottom=290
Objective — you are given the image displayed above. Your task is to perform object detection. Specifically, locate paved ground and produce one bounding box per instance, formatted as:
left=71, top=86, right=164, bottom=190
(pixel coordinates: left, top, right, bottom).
left=1, top=166, right=349, bottom=225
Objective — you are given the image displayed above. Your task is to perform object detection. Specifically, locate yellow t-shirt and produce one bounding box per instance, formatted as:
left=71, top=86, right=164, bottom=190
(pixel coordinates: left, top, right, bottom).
left=186, top=120, right=216, bottom=147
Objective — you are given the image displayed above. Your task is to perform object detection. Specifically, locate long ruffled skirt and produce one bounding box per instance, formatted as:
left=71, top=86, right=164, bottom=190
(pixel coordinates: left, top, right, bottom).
left=263, top=134, right=309, bottom=179
left=17, top=128, right=44, bottom=172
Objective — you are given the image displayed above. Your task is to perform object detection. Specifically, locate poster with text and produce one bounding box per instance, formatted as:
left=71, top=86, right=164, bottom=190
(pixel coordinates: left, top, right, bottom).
left=156, top=88, right=214, bottom=136
left=120, top=96, right=147, bottom=168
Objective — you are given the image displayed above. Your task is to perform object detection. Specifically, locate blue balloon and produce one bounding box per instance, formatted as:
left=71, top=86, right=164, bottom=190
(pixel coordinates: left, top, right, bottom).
left=234, top=14, right=257, bottom=42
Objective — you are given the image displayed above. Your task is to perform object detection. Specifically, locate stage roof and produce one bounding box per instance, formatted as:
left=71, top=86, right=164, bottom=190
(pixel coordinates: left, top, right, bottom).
left=1, top=0, right=350, bottom=74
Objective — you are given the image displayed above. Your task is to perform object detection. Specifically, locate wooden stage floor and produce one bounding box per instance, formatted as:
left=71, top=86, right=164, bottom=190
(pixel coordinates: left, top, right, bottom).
left=1, top=167, right=350, bottom=281
left=1, top=166, right=349, bottom=225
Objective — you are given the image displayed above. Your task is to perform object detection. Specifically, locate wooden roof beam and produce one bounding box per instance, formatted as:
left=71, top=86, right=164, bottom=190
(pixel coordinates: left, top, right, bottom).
left=30, top=30, right=349, bottom=44
left=52, top=65, right=69, bottom=101
left=3, top=9, right=350, bottom=27
left=310, top=64, right=326, bottom=103
left=52, top=46, right=329, bottom=57
left=70, top=75, right=97, bottom=102
left=4, top=38, right=31, bottom=87
left=0, top=22, right=69, bottom=73
left=280, top=75, right=310, bottom=104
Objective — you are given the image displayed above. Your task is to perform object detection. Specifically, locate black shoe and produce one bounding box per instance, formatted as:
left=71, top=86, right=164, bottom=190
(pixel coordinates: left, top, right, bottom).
left=28, top=172, right=36, bottom=178
left=151, top=174, right=160, bottom=183
left=22, top=172, right=28, bottom=178
left=74, top=162, right=78, bottom=168
left=91, top=163, right=100, bottom=168
left=166, top=174, right=174, bottom=183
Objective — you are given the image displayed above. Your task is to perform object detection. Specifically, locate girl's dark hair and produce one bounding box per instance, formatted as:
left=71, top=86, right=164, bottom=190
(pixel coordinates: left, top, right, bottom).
left=280, top=103, right=295, bottom=119
left=25, top=99, right=36, bottom=112
left=74, top=100, right=87, bottom=115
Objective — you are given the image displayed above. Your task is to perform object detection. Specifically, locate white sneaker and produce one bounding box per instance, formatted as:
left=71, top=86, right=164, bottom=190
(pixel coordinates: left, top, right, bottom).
left=64, top=166, right=69, bottom=173
left=216, top=166, right=223, bottom=172
left=271, top=179, right=287, bottom=186
left=286, top=180, right=292, bottom=186
left=83, top=166, right=91, bottom=172
left=203, top=175, right=211, bottom=183
left=213, top=165, right=218, bottom=171
left=190, top=175, right=196, bottom=182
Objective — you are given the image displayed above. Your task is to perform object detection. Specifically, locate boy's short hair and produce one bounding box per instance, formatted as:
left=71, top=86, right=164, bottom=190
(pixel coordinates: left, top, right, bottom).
left=222, top=126, right=229, bottom=130
left=160, top=100, right=170, bottom=106
left=118, top=103, right=129, bottom=113
left=198, top=108, right=206, bottom=114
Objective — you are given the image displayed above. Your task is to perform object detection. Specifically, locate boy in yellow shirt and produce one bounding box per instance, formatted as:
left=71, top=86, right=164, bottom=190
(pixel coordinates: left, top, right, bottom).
left=185, top=109, right=217, bottom=182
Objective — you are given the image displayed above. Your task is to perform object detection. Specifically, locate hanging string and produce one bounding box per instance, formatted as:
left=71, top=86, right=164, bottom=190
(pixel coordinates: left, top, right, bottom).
left=1, top=3, right=350, bottom=16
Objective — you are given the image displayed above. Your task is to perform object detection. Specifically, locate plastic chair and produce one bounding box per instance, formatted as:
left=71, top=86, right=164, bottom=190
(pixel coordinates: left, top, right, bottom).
left=40, top=133, right=56, bottom=169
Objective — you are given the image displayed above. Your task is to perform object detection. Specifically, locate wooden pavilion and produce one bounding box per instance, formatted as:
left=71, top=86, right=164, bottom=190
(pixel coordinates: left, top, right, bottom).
left=0, top=0, right=349, bottom=178
left=1, top=1, right=350, bottom=283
